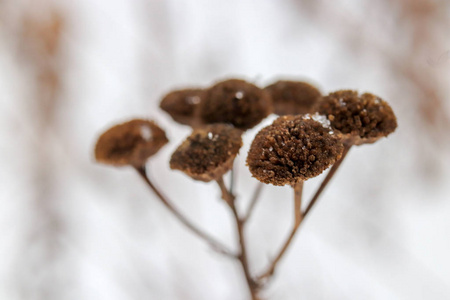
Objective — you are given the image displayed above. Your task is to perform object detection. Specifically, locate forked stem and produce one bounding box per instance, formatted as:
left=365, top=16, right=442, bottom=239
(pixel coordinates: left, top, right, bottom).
left=216, top=176, right=260, bottom=300
left=135, top=166, right=236, bottom=257
left=303, top=144, right=351, bottom=218
left=257, top=180, right=304, bottom=281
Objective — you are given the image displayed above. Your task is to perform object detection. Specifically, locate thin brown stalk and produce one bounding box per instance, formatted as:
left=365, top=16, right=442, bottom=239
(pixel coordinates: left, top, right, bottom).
left=257, top=181, right=304, bottom=281
left=230, top=160, right=238, bottom=195
left=216, top=177, right=260, bottom=300
left=243, top=183, right=264, bottom=223
left=303, top=145, right=351, bottom=218
left=135, top=166, right=236, bottom=258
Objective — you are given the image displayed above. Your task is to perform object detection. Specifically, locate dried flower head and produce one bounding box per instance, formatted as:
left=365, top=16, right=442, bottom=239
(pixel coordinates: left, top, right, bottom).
left=160, top=89, right=205, bottom=126
left=317, top=90, right=397, bottom=145
left=170, top=124, right=243, bottom=182
left=200, top=79, right=272, bottom=130
left=264, top=80, right=322, bottom=115
left=95, top=119, right=168, bottom=167
left=247, top=115, right=344, bottom=186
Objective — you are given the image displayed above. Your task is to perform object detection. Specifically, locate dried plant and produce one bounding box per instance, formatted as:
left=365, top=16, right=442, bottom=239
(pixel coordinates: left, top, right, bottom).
left=94, top=78, right=397, bottom=299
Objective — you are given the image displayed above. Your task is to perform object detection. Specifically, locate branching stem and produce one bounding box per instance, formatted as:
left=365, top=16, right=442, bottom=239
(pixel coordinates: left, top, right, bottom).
left=135, top=166, right=236, bottom=258
left=257, top=180, right=304, bottom=281
left=303, top=145, right=351, bottom=218
left=216, top=176, right=260, bottom=300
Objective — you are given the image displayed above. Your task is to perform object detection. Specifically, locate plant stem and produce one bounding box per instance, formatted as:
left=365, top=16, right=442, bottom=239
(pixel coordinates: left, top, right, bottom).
left=243, top=182, right=264, bottom=223
left=303, top=145, right=351, bottom=218
left=257, top=180, right=304, bottom=281
left=216, top=177, right=260, bottom=300
left=135, top=166, right=236, bottom=257
left=230, top=160, right=237, bottom=195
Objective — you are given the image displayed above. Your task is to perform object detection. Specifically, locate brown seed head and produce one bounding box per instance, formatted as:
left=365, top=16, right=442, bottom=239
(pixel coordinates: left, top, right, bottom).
left=170, top=124, right=243, bottom=182
left=317, top=90, right=397, bottom=145
left=95, top=119, right=168, bottom=167
left=247, top=115, right=344, bottom=186
left=264, top=80, right=322, bottom=115
left=160, top=89, right=204, bottom=126
left=200, top=79, right=272, bottom=130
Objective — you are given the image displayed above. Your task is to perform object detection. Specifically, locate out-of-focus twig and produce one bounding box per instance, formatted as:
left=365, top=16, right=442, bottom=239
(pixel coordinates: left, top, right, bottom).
left=2, top=4, right=67, bottom=299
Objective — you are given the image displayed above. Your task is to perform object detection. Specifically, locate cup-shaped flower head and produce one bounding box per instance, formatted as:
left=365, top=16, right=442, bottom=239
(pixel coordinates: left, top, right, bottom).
left=160, top=88, right=205, bottom=127
left=247, top=115, right=344, bottom=186
left=95, top=119, right=168, bottom=167
left=317, top=90, right=397, bottom=145
left=170, top=124, right=243, bottom=182
left=200, top=79, right=272, bottom=130
left=264, top=80, right=322, bottom=116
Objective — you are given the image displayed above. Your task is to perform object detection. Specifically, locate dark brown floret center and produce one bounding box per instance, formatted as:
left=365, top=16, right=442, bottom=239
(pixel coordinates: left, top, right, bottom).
left=170, top=124, right=243, bottom=179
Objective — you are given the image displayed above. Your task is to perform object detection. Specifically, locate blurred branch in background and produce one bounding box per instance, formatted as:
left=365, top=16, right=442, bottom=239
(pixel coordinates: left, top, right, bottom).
left=18, top=7, right=66, bottom=300
left=296, top=0, right=450, bottom=141
left=1, top=1, right=69, bottom=299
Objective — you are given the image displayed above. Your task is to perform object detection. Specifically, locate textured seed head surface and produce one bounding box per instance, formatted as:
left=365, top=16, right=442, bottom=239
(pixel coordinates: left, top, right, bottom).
left=200, top=79, right=272, bottom=130
left=95, top=119, right=168, bottom=167
left=247, top=115, right=344, bottom=186
left=170, top=124, right=243, bottom=182
left=264, top=80, right=322, bottom=115
left=160, top=88, right=204, bottom=126
left=317, top=90, right=397, bottom=143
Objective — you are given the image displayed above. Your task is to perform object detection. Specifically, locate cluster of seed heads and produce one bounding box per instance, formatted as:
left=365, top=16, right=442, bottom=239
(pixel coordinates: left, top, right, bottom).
left=95, top=77, right=397, bottom=185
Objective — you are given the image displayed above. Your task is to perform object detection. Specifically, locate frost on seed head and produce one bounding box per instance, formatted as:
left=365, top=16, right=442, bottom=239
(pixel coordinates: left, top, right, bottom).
left=186, top=95, right=201, bottom=105
left=170, top=124, right=243, bottom=182
left=235, top=91, right=244, bottom=99
left=247, top=115, right=344, bottom=186
left=140, top=125, right=153, bottom=141
left=95, top=119, right=168, bottom=167
left=264, top=80, right=322, bottom=116
left=160, top=88, right=205, bottom=126
left=200, top=79, right=273, bottom=130
left=317, top=90, right=397, bottom=145
left=302, top=112, right=332, bottom=132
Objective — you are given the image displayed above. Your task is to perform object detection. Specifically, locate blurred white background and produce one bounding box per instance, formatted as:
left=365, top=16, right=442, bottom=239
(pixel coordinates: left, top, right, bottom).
left=1, top=0, right=450, bottom=299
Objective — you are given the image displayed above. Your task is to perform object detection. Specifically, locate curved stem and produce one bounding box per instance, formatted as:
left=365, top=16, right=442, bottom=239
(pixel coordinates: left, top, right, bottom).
left=303, top=145, right=351, bottom=218
left=135, top=166, right=236, bottom=258
left=216, top=177, right=260, bottom=300
left=257, top=181, right=304, bottom=281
